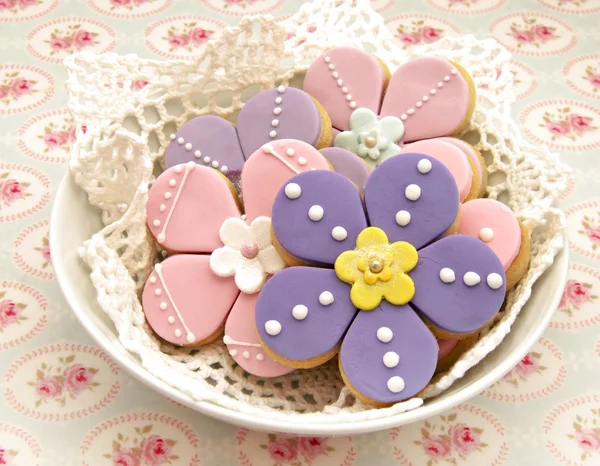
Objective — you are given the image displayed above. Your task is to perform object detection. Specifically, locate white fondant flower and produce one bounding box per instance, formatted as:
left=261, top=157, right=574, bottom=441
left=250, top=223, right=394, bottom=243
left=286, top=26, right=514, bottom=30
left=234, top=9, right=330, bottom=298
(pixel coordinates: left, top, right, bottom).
left=334, top=108, right=405, bottom=169
left=209, top=216, right=285, bottom=294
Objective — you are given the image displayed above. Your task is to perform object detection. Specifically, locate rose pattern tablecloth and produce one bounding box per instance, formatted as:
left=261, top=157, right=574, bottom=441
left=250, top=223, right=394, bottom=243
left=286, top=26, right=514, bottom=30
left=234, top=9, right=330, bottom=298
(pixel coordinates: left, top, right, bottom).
left=1, top=0, right=600, bottom=464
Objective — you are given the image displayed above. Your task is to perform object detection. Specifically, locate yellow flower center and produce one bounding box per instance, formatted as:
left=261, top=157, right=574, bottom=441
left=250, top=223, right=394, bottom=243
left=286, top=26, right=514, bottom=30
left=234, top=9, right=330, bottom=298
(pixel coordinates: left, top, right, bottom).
left=334, top=227, right=418, bottom=311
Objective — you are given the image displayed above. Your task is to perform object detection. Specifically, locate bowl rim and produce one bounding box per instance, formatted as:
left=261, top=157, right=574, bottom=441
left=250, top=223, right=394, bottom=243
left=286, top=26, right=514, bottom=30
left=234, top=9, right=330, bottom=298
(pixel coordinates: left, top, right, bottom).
left=50, top=172, right=568, bottom=435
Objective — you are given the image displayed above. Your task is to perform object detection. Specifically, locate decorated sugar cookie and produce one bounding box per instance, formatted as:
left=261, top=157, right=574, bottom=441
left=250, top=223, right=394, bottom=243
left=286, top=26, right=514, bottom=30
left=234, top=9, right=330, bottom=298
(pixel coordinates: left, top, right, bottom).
left=438, top=137, right=488, bottom=198
left=319, top=147, right=371, bottom=191
left=164, top=86, right=332, bottom=184
left=143, top=139, right=331, bottom=377
left=256, top=153, right=507, bottom=406
left=304, top=46, right=476, bottom=169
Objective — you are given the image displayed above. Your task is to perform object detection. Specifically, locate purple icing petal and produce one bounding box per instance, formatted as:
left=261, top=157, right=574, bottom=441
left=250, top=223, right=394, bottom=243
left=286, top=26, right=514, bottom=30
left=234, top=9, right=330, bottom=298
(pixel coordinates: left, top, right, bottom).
left=272, top=170, right=368, bottom=265
left=364, top=153, right=459, bottom=250
left=255, top=267, right=357, bottom=363
left=164, top=115, right=246, bottom=184
left=320, top=147, right=371, bottom=190
left=237, top=87, right=323, bottom=157
left=409, top=234, right=506, bottom=334
left=340, top=302, right=438, bottom=404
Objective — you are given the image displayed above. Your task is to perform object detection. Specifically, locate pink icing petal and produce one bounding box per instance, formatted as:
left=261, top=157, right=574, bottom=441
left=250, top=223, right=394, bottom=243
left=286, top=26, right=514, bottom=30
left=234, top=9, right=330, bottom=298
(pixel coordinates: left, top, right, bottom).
left=224, top=292, right=294, bottom=377
left=437, top=137, right=484, bottom=194
left=380, top=57, right=472, bottom=142
left=402, top=139, right=473, bottom=202
left=437, top=338, right=459, bottom=360
left=146, top=163, right=241, bottom=253
left=456, top=198, right=522, bottom=270
left=304, top=46, right=386, bottom=131
left=142, top=255, right=240, bottom=346
left=241, top=140, right=331, bottom=221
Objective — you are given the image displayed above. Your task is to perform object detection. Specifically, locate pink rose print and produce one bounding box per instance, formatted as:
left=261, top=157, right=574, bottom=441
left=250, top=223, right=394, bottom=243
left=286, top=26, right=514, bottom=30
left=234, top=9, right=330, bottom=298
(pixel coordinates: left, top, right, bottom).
left=559, top=279, right=598, bottom=317
left=297, top=437, right=334, bottom=460
left=502, top=351, right=546, bottom=386
left=508, top=17, right=560, bottom=48
left=168, top=33, right=189, bottom=47
left=579, top=212, right=600, bottom=251
left=415, top=415, right=488, bottom=462
left=395, top=20, right=445, bottom=48
left=164, top=22, right=215, bottom=52
left=19, top=0, right=38, bottom=5
left=34, top=235, right=52, bottom=268
left=9, top=78, right=33, bottom=98
left=0, top=294, right=27, bottom=330
left=576, top=429, right=600, bottom=453
left=259, top=434, right=335, bottom=463
left=268, top=439, right=298, bottom=463
left=568, top=411, right=600, bottom=461
left=111, top=0, right=132, bottom=6
left=34, top=376, right=63, bottom=399
left=585, top=226, right=600, bottom=244
left=0, top=174, right=30, bottom=206
left=103, top=426, right=179, bottom=465
left=43, top=131, right=68, bottom=148
left=0, top=0, right=17, bottom=10
left=72, top=30, right=95, bottom=49
left=540, top=107, right=598, bottom=141
left=189, top=27, right=210, bottom=46
left=64, top=363, right=97, bottom=395
left=50, top=37, right=72, bottom=51
left=584, top=65, right=600, bottom=93
left=44, top=25, right=99, bottom=55
left=0, top=447, right=19, bottom=466
left=0, top=87, right=7, bottom=100
left=38, top=117, right=75, bottom=153
left=0, top=72, right=37, bottom=104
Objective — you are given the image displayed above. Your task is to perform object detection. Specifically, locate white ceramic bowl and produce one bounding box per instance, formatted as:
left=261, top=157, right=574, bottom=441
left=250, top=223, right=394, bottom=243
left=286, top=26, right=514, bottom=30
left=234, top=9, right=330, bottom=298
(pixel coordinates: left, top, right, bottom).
left=51, top=172, right=568, bottom=435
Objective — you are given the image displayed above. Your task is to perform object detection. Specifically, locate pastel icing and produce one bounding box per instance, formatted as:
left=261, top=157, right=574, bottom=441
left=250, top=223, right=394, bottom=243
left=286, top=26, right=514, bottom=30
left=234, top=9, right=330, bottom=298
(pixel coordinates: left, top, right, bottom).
left=402, top=139, right=473, bottom=202
left=437, top=338, right=459, bottom=360
left=380, top=57, right=473, bottom=142
left=242, top=140, right=332, bottom=221
left=237, top=86, right=324, bottom=156
left=146, top=162, right=241, bottom=253
left=319, top=148, right=371, bottom=190
left=304, top=46, right=386, bottom=131
left=438, top=137, right=485, bottom=196
left=334, top=108, right=404, bottom=169
left=258, top=151, right=506, bottom=404
left=457, top=198, right=522, bottom=270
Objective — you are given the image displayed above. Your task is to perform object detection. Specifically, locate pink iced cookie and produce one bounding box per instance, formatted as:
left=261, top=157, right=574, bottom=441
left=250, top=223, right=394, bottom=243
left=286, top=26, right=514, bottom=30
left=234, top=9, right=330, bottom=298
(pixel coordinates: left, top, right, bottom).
left=437, top=338, right=459, bottom=360
left=401, top=139, right=473, bottom=202
left=439, top=137, right=486, bottom=197
left=457, top=199, right=522, bottom=270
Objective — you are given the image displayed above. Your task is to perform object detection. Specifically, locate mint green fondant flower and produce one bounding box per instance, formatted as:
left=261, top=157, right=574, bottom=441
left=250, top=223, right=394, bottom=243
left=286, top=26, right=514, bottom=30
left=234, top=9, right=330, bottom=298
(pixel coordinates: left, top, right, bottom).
left=334, top=108, right=405, bottom=169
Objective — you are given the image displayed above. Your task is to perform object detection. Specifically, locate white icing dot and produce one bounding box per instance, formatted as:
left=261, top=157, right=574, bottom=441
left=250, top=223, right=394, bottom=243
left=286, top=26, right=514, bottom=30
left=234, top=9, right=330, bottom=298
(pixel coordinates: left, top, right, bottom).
left=277, top=85, right=285, bottom=93
left=423, top=95, right=429, bottom=102
left=430, top=89, right=437, bottom=95
left=285, top=183, right=301, bottom=199
left=298, top=157, right=307, bottom=166
left=256, top=353, right=265, bottom=361
left=270, top=130, right=277, bottom=138
left=417, top=159, right=432, bottom=174
left=308, top=205, right=324, bottom=221
left=346, top=95, right=352, bottom=101
left=383, top=351, right=400, bottom=368
left=337, top=79, right=343, bottom=86
left=168, top=316, right=175, bottom=324
left=271, top=119, right=279, bottom=127
left=331, top=226, right=347, bottom=241
left=194, top=150, right=202, bottom=158
left=328, top=64, right=335, bottom=70
left=157, top=233, right=165, bottom=242
left=332, top=71, right=339, bottom=78
left=153, top=219, right=161, bottom=227
left=203, top=156, right=211, bottom=164
left=159, top=204, right=166, bottom=212
left=407, top=109, right=415, bottom=115
left=349, top=102, right=356, bottom=108
left=243, top=351, right=250, bottom=359
left=387, top=376, right=405, bottom=393
left=164, top=192, right=172, bottom=199
left=241, top=214, right=247, bottom=220
left=377, top=327, right=393, bottom=343
left=265, top=320, right=282, bottom=336
left=444, top=76, right=450, bottom=82
left=451, top=69, right=458, bottom=75
left=275, top=96, right=282, bottom=104
left=395, top=210, right=411, bottom=227
left=223, top=335, right=232, bottom=345
left=211, top=161, right=219, bottom=168
left=416, top=101, right=423, bottom=108
left=221, top=166, right=228, bottom=174
left=479, top=227, right=494, bottom=242
left=155, top=289, right=162, bottom=296
left=160, top=302, right=167, bottom=310
left=273, top=107, right=282, bottom=115
left=154, top=263, right=162, bottom=272
left=439, top=268, right=455, bottom=283
left=174, top=165, right=182, bottom=174
left=149, top=276, right=157, bottom=284
left=324, top=56, right=331, bottom=63
left=342, top=87, right=348, bottom=93
left=400, top=114, right=408, bottom=121
left=464, top=272, right=481, bottom=286
left=230, top=349, right=238, bottom=356
left=185, top=142, right=192, bottom=151
left=177, top=137, right=184, bottom=145
left=170, top=133, right=176, bottom=140
left=174, top=329, right=182, bottom=338
left=405, top=184, right=421, bottom=201
left=437, top=82, right=443, bottom=88
left=292, top=304, right=308, bottom=320
left=286, top=148, right=295, bottom=156
left=169, top=179, right=176, bottom=187
left=487, top=273, right=504, bottom=289
left=319, top=291, right=334, bottom=306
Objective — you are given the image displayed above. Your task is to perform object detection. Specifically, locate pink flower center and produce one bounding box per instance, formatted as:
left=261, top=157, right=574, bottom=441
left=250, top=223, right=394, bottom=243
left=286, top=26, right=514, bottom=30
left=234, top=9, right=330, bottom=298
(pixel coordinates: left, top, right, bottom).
left=241, top=242, right=259, bottom=259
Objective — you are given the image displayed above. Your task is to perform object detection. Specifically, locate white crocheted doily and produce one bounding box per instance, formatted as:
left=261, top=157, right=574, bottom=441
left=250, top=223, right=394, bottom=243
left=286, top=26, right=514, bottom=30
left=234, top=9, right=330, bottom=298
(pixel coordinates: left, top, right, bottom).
left=66, top=0, right=568, bottom=422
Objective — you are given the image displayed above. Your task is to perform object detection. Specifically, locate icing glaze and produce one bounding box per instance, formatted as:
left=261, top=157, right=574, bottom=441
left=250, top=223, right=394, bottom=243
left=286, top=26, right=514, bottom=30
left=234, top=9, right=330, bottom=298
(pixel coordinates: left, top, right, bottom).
left=242, top=140, right=331, bottom=220
left=224, top=292, right=293, bottom=377
left=402, top=139, right=473, bottom=202
left=146, top=163, right=241, bottom=252
left=319, top=147, right=371, bottom=190
left=304, top=47, right=386, bottom=131
left=438, top=137, right=485, bottom=197
left=142, top=255, right=239, bottom=345
left=457, top=198, right=522, bottom=270
left=380, top=57, right=472, bottom=142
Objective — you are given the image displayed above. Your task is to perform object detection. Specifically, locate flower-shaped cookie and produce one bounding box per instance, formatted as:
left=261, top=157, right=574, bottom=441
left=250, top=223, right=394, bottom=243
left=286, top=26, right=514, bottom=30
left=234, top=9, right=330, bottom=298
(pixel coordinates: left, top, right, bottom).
left=255, top=153, right=510, bottom=406
left=304, top=46, right=476, bottom=170
left=142, top=139, right=331, bottom=377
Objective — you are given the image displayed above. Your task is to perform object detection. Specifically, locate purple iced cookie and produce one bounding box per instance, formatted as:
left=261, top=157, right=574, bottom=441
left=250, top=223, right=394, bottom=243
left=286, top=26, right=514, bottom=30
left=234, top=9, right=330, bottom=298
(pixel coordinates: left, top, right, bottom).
left=320, top=147, right=371, bottom=190
left=237, top=86, right=324, bottom=157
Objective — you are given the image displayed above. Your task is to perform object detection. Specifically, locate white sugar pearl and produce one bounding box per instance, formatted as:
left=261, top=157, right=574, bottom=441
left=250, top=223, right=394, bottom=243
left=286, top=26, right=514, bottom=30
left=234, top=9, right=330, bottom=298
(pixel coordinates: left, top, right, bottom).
left=405, top=184, right=421, bottom=201
left=417, top=159, right=432, bottom=174
left=270, top=130, right=277, bottom=138
left=463, top=272, right=481, bottom=286
left=444, top=76, right=450, bottom=82
left=194, top=150, right=201, bottom=158
left=168, top=316, right=175, bottom=324
left=331, top=226, right=347, bottom=241
left=159, top=204, right=166, bottom=212
left=265, top=320, right=282, bottom=336
left=308, top=205, right=324, bottom=221
left=324, top=56, right=331, bottom=63
left=286, top=148, right=295, bottom=156
left=430, top=89, right=437, bottom=95
left=423, top=96, right=429, bottom=102
left=230, top=349, right=238, bottom=356
left=377, top=327, right=393, bottom=343
left=154, top=289, right=162, bottom=296
left=164, top=192, right=172, bottom=199
left=479, top=227, right=494, bottom=242
left=292, top=304, right=308, bottom=320
left=203, top=156, right=210, bottom=164
left=177, top=137, right=184, bottom=144
left=153, top=219, right=160, bottom=227
left=186, top=333, right=195, bottom=344
left=451, top=69, right=458, bottom=75
left=273, top=107, right=282, bottom=115
left=395, top=210, right=411, bottom=227
left=407, top=109, right=415, bottom=115
left=319, top=291, right=334, bottom=306
left=487, top=273, right=504, bottom=289
left=383, top=351, right=400, bottom=368
left=256, top=354, right=264, bottom=361
left=275, top=96, right=282, bottom=104
left=211, top=161, right=219, bottom=168
left=298, top=157, right=307, bottom=166
left=174, top=329, right=182, bottom=338
left=170, top=133, right=176, bottom=140
left=439, top=268, right=455, bottom=283
left=284, top=183, right=301, bottom=199
left=277, top=85, right=285, bottom=93
left=160, top=302, right=167, bottom=310
left=169, top=179, right=176, bottom=187
left=243, top=351, right=250, bottom=359
left=401, top=114, right=408, bottom=121
left=149, top=276, right=157, bottom=283
left=271, top=119, right=279, bottom=127
left=220, top=166, right=228, bottom=174
left=387, top=376, right=405, bottom=393
left=349, top=102, right=356, bottom=108
left=185, top=143, right=192, bottom=151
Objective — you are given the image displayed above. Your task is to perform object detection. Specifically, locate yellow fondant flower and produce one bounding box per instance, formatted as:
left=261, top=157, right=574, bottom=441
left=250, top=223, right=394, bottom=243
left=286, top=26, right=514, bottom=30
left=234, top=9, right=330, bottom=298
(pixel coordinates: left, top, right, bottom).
left=334, top=227, right=418, bottom=311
